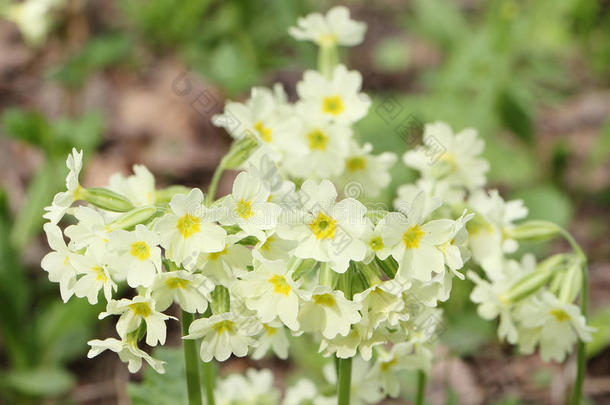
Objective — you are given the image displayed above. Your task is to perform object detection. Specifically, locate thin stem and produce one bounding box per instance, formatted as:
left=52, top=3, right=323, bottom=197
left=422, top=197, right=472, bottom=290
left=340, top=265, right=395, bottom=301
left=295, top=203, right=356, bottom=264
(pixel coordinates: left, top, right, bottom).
left=570, top=260, right=589, bottom=405
left=181, top=311, right=203, bottom=405
left=201, top=360, right=216, bottom=405
left=560, top=229, right=588, bottom=405
left=415, top=370, right=427, bottom=405
left=337, top=357, right=352, bottom=405
left=318, top=44, right=338, bottom=79
left=206, top=164, right=225, bottom=205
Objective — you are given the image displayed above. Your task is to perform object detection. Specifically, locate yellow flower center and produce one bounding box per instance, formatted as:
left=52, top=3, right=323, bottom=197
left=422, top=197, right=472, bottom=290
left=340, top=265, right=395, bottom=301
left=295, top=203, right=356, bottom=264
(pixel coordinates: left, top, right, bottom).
left=236, top=199, right=254, bottom=220
left=550, top=309, right=571, bottom=322
left=260, top=235, right=275, bottom=251
left=369, top=236, right=384, bottom=251
left=177, top=214, right=201, bottom=239
left=213, top=320, right=235, bottom=335
left=322, top=95, right=344, bottom=115
left=319, top=33, right=337, bottom=46
left=403, top=225, right=424, bottom=249
left=381, top=356, right=398, bottom=372
left=254, top=121, right=272, bottom=143
left=306, top=129, right=329, bottom=151
left=269, top=274, right=291, bottom=296
left=346, top=156, right=367, bottom=172
left=313, top=293, right=336, bottom=307
left=165, top=277, right=190, bottom=290
left=263, top=324, right=277, bottom=336
left=208, top=247, right=228, bottom=261
left=129, top=302, right=152, bottom=317
left=308, top=211, right=337, bottom=240
left=93, top=266, right=107, bottom=282
left=130, top=241, right=150, bottom=261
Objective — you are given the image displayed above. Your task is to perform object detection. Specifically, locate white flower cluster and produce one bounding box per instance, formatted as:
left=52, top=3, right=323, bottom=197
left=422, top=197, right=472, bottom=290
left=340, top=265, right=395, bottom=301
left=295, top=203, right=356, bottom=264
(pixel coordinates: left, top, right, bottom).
left=40, top=5, right=592, bottom=400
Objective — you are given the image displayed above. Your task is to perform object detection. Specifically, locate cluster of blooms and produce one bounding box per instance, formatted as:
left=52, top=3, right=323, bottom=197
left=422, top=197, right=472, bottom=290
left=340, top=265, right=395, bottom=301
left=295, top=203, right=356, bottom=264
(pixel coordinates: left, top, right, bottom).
left=41, top=6, right=593, bottom=403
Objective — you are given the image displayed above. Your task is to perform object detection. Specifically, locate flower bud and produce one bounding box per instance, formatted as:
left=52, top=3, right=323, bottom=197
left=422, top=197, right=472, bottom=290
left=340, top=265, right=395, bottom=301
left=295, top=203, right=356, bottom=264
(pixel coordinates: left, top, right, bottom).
left=508, top=220, right=560, bottom=242
left=81, top=187, right=134, bottom=212
left=211, top=285, right=230, bottom=314
left=106, top=206, right=160, bottom=231
left=501, top=254, right=566, bottom=303
left=221, top=133, right=260, bottom=169
left=559, top=259, right=583, bottom=303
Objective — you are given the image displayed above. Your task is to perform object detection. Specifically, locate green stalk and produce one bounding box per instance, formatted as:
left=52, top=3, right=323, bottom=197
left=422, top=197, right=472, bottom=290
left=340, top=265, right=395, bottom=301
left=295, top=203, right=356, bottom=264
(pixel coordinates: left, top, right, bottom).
left=415, top=370, right=427, bottom=405
left=337, top=265, right=354, bottom=405
left=560, top=229, right=588, bottom=405
left=201, top=360, right=216, bottom=405
left=181, top=311, right=203, bottom=405
left=337, top=357, right=352, bottom=405
left=318, top=44, right=338, bottom=79
left=206, top=164, right=225, bottom=206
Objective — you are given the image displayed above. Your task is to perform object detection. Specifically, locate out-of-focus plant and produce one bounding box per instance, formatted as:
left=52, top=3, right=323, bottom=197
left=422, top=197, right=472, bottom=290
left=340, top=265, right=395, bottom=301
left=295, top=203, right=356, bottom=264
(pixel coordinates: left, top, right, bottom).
left=0, top=110, right=103, bottom=402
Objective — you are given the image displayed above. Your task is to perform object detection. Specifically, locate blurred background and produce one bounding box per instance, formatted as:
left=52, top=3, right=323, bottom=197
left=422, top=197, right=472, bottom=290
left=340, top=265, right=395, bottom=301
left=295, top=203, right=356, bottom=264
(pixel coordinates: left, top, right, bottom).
left=0, top=0, right=609, bottom=404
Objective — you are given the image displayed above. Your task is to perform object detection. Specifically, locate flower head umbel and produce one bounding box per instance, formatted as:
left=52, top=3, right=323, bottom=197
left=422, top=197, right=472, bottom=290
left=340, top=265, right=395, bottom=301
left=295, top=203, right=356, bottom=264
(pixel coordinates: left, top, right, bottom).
left=288, top=6, right=367, bottom=47
left=156, top=188, right=226, bottom=269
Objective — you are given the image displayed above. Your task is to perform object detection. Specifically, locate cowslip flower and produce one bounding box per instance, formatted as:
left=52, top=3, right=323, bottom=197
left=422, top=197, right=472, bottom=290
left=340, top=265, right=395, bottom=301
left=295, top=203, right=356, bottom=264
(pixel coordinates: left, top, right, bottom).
left=283, top=120, right=351, bottom=179
left=107, top=224, right=162, bottom=288
left=87, top=337, right=165, bottom=374
left=517, top=291, right=595, bottom=362
left=334, top=141, right=397, bottom=198
left=381, top=191, right=457, bottom=282
left=215, top=369, right=280, bottom=405
left=195, top=234, right=251, bottom=286
left=212, top=87, right=303, bottom=161
left=219, top=171, right=280, bottom=240
left=298, top=285, right=361, bottom=339
left=100, top=296, right=174, bottom=346
left=41, top=223, right=78, bottom=302
left=184, top=312, right=261, bottom=362
left=467, top=189, right=528, bottom=279
left=155, top=188, right=226, bottom=269
left=402, top=121, right=489, bottom=191
left=64, top=206, right=111, bottom=251
left=277, top=179, right=368, bottom=273
left=251, top=320, right=289, bottom=360
left=150, top=270, right=214, bottom=313
left=234, top=253, right=303, bottom=331
left=297, top=64, right=371, bottom=125
left=108, top=164, right=156, bottom=206
left=43, top=148, right=83, bottom=224
left=288, top=6, right=367, bottom=47
left=283, top=379, right=335, bottom=405
left=71, top=243, right=116, bottom=304
left=369, top=343, right=429, bottom=397
left=254, top=231, right=297, bottom=261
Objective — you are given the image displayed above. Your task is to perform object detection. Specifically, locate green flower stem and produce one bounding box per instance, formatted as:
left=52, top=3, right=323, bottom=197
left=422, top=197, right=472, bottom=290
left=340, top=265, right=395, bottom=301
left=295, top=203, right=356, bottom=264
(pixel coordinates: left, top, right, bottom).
left=560, top=229, right=588, bottom=405
left=201, top=359, right=216, bottom=405
left=318, top=44, right=338, bottom=79
left=337, top=265, right=354, bottom=405
left=415, top=370, right=427, bottom=405
left=337, top=357, right=352, bottom=405
left=181, top=310, right=203, bottom=405
left=206, top=164, right=225, bottom=206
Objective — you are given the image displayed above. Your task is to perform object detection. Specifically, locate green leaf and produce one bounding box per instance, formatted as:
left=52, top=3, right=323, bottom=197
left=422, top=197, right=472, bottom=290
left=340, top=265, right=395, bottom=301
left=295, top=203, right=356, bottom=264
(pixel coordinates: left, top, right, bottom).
left=5, top=367, right=75, bottom=397
left=10, top=160, right=65, bottom=250
left=496, top=88, right=534, bottom=144
left=1, top=109, right=52, bottom=148
left=48, top=33, right=132, bottom=88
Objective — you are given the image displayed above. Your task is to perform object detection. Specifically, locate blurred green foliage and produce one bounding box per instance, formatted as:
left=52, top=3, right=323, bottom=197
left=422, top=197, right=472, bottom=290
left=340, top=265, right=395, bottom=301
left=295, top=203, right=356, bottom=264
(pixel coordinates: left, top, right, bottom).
left=0, top=110, right=103, bottom=402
